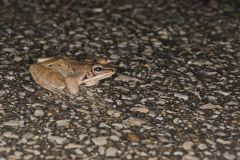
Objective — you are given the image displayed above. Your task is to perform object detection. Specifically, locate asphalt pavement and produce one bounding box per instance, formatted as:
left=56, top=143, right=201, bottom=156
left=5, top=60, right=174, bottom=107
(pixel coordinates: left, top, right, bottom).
left=0, top=0, right=239, bottom=159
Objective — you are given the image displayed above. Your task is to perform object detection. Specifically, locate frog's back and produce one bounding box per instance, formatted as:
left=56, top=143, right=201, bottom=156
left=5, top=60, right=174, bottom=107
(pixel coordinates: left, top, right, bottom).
left=39, top=57, right=92, bottom=77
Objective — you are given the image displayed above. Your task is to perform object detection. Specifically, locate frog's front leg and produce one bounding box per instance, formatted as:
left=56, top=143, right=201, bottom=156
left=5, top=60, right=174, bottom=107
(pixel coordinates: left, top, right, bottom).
left=29, top=64, right=66, bottom=94
left=64, top=75, right=85, bottom=95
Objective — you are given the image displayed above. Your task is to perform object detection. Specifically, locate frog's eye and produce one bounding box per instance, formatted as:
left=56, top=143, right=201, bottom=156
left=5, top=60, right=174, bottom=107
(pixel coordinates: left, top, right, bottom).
left=93, top=65, right=103, bottom=74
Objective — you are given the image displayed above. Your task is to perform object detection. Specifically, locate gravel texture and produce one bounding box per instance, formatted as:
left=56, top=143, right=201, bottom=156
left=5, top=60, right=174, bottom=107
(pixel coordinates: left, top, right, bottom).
left=0, top=0, right=240, bottom=159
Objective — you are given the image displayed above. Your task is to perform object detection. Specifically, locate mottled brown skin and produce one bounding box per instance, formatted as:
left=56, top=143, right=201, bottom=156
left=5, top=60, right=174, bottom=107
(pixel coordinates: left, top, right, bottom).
left=29, top=57, right=115, bottom=95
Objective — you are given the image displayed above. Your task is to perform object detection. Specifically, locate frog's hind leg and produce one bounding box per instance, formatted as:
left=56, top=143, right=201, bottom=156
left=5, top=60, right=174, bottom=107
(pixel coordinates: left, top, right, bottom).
left=29, top=64, right=66, bottom=94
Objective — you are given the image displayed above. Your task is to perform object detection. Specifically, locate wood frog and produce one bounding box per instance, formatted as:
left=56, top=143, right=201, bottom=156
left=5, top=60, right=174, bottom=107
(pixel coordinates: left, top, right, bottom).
left=29, top=57, right=115, bottom=96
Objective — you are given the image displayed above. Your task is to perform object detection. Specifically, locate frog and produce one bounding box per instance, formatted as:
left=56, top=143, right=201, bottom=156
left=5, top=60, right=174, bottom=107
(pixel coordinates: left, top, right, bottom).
left=29, top=57, right=115, bottom=96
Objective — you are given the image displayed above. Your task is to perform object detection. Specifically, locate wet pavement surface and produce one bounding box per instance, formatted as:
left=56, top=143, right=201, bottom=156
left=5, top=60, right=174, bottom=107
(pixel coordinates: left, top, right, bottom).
left=0, top=0, right=240, bottom=159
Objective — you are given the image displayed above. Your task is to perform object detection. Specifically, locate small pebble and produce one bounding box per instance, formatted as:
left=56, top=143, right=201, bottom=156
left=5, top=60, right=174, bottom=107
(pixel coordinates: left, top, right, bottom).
left=3, top=120, right=24, bottom=127
left=105, top=98, right=113, bottom=103
left=115, top=75, right=143, bottom=82
left=223, top=152, right=236, bottom=160
left=110, top=135, right=120, bottom=141
left=47, top=135, right=67, bottom=144
left=106, top=147, right=118, bottom=157
left=174, top=93, right=189, bottom=101
left=174, top=151, right=183, bottom=156
left=75, top=149, right=83, bottom=155
left=183, top=141, right=194, bottom=150
left=64, top=143, right=82, bottom=149
left=3, top=47, right=15, bottom=53
left=3, top=132, right=19, bottom=139
left=198, top=143, right=208, bottom=150
left=0, top=90, right=5, bottom=97
left=127, top=133, right=140, bottom=143
left=14, top=56, right=23, bottom=62
left=98, top=146, right=105, bottom=155
left=56, top=119, right=70, bottom=127
left=216, top=138, right=231, bottom=145
left=34, top=109, right=44, bottom=117
left=182, top=154, right=199, bottom=160
left=148, top=157, right=158, bottom=160
left=92, top=8, right=103, bottom=13
left=126, top=118, right=146, bottom=127
left=110, top=54, right=120, bottom=60
left=107, top=110, right=122, bottom=118
left=92, top=137, right=108, bottom=146
left=5, top=76, right=15, bottom=80
left=22, top=85, right=35, bottom=92
left=112, top=123, right=124, bottom=129
left=199, top=103, right=222, bottom=110
left=130, top=106, right=149, bottom=113
left=143, top=46, right=153, bottom=57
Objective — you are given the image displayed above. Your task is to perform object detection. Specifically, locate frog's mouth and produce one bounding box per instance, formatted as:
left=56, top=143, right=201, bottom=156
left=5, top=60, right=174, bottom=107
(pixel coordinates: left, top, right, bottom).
left=82, top=69, right=115, bottom=86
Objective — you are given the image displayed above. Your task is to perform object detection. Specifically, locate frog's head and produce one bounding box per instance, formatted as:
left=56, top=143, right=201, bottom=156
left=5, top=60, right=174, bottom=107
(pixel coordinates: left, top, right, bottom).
left=82, top=58, right=116, bottom=86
